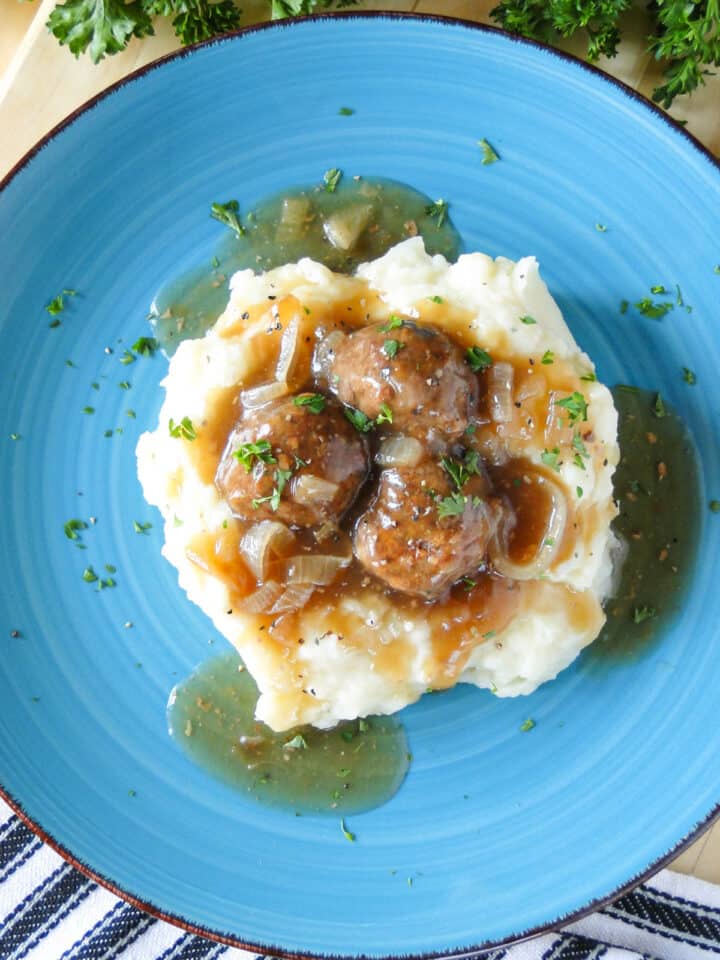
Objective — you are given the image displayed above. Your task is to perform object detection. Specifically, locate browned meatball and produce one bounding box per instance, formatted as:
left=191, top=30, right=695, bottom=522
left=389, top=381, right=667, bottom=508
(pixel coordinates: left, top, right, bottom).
left=216, top=395, right=369, bottom=527
left=354, top=458, right=503, bottom=598
left=329, top=320, right=478, bottom=441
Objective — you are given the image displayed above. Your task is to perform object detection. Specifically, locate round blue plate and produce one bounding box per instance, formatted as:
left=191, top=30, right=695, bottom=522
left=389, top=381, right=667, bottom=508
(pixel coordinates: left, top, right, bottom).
left=1, top=13, right=719, bottom=959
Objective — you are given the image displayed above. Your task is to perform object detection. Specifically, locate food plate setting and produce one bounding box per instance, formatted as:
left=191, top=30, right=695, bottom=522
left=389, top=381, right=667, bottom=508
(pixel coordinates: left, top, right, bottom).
left=1, top=13, right=719, bottom=959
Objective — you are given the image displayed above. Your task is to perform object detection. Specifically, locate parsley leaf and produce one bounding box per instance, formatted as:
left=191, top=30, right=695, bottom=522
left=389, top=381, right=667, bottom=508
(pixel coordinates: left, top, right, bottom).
left=520, top=315, right=537, bottom=325
left=375, top=403, right=393, bottom=425
left=232, top=439, right=276, bottom=471
left=478, top=137, right=500, bottom=164
left=45, top=288, right=77, bottom=317
left=323, top=168, right=342, bottom=193
left=633, top=605, right=656, bottom=624
left=437, top=491, right=467, bottom=519
left=466, top=346, right=493, bottom=372
left=555, top=391, right=588, bottom=423
left=424, top=199, right=449, bottom=227
left=344, top=406, right=374, bottom=433
left=653, top=393, right=667, bottom=418
left=64, top=518, right=88, bottom=541
left=378, top=315, right=404, bottom=333
left=168, top=416, right=197, bottom=441
left=634, top=297, right=673, bottom=319
left=382, top=339, right=404, bottom=360
left=541, top=447, right=561, bottom=472
left=210, top=200, right=245, bottom=238
left=338, top=106, right=354, bottom=116
left=293, top=393, right=326, bottom=414
left=131, top=336, right=158, bottom=356
left=541, top=350, right=554, bottom=365
left=47, top=0, right=153, bottom=62
left=682, top=366, right=697, bottom=385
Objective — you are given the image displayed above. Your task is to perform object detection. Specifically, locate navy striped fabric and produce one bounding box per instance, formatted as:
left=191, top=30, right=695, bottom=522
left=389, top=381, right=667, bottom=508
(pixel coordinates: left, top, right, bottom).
left=1, top=800, right=719, bottom=959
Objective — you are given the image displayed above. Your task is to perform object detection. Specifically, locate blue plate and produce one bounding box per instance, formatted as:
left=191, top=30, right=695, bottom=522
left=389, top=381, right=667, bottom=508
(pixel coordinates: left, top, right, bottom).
left=1, top=13, right=719, bottom=958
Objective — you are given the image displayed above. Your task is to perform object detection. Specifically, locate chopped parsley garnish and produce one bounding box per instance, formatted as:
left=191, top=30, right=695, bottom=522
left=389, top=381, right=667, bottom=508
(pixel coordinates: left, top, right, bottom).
left=466, top=346, right=493, bottom=372
left=682, top=367, right=696, bottom=385
left=119, top=349, right=135, bottom=365
left=541, top=447, right=561, bottom=472
left=650, top=285, right=668, bottom=294
left=376, top=403, right=393, bottom=425
left=338, top=106, right=354, bottom=116
left=714, top=265, right=720, bottom=274
left=541, top=350, right=554, bottom=365
left=427, top=295, right=444, bottom=304
left=46, top=288, right=77, bottom=317
left=210, top=199, right=245, bottom=237
left=82, top=566, right=98, bottom=583
left=211, top=256, right=220, bottom=269
left=576, top=485, right=584, bottom=498
left=620, top=299, right=629, bottom=314
left=82, top=406, right=95, bottom=415
left=580, top=370, right=597, bottom=382
left=555, top=391, right=588, bottom=423
left=709, top=500, right=720, bottom=513
left=519, top=718, right=536, bottom=732
left=437, top=491, right=467, bottom=519
left=595, top=223, right=607, bottom=232
left=633, top=606, right=656, bottom=624
left=344, top=406, right=374, bottom=433
left=572, top=433, right=589, bottom=469
left=133, top=520, right=152, bottom=534
left=64, top=518, right=88, bottom=541
left=253, top=467, right=293, bottom=512
left=441, top=451, right=480, bottom=490
left=520, top=315, right=537, bottom=325
left=653, top=393, right=667, bottom=418
left=119, top=380, right=131, bottom=390
left=462, top=577, right=477, bottom=591
left=634, top=297, right=673, bottom=319
left=478, top=137, right=499, bottom=164
left=382, top=339, right=405, bottom=360
left=424, top=198, right=449, bottom=227
left=283, top=734, right=307, bottom=750
left=168, top=416, right=197, bottom=441
left=379, top=315, right=404, bottom=333
left=293, top=393, right=326, bottom=414
left=340, top=818, right=356, bottom=842
left=323, top=168, right=342, bottom=193
left=131, top=336, right=158, bottom=356
left=232, top=439, right=276, bottom=471
left=9, top=433, right=20, bottom=441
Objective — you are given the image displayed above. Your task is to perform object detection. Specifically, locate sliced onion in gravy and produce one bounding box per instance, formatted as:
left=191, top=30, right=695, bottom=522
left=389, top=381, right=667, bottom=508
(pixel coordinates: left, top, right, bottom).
left=489, top=470, right=568, bottom=579
left=292, top=474, right=340, bottom=505
left=287, top=553, right=351, bottom=586
left=488, top=362, right=514, bottom=423
left=241, top=380, right=289, bottom=409
left=275, top=313, right=301, bottom=384
left=242, top=579, right=285, bottom=613
left=375, top=435, right=424, bottom=468
left=240, top=520, right=296, bottom=581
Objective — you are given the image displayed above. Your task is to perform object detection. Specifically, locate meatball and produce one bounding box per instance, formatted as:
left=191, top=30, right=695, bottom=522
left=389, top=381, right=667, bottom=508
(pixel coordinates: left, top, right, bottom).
left=329, top=320, right=478, bottom=441
left=216, top=394, right=369, bottom=527
left=354, top=458, right=503, bottom=598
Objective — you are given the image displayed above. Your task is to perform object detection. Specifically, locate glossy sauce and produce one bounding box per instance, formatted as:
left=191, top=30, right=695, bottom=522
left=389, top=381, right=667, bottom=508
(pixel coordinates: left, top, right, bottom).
left=185, top=290, right=607, bottom=708
left=150, top=178, right=461, bottom=355
left=168, top=653, right=409, bottom=814
left=590, top=387, right=701, bottom=660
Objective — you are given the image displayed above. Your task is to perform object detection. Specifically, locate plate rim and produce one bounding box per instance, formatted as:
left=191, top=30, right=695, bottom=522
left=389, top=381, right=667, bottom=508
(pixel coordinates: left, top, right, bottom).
left=2, top=11, right=720, bottom=959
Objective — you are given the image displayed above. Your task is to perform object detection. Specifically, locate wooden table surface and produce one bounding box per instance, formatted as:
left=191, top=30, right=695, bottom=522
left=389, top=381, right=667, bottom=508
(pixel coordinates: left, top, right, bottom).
left=1, top=0, right=718, bottom=885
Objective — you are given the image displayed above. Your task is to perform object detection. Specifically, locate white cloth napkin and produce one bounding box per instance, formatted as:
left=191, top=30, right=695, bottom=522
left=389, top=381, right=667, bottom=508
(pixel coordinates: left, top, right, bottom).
left=1, top=797, right=717, bottom=960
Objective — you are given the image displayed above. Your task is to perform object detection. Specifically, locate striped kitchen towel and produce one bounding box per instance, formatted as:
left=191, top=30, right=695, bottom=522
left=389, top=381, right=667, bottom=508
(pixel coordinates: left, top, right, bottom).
left=1, top=798, right=718, bottom=960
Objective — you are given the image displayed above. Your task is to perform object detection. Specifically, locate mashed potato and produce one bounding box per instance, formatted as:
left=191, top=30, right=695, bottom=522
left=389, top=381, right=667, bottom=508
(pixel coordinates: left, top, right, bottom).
left=137, top=238, right=619, bottom=731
